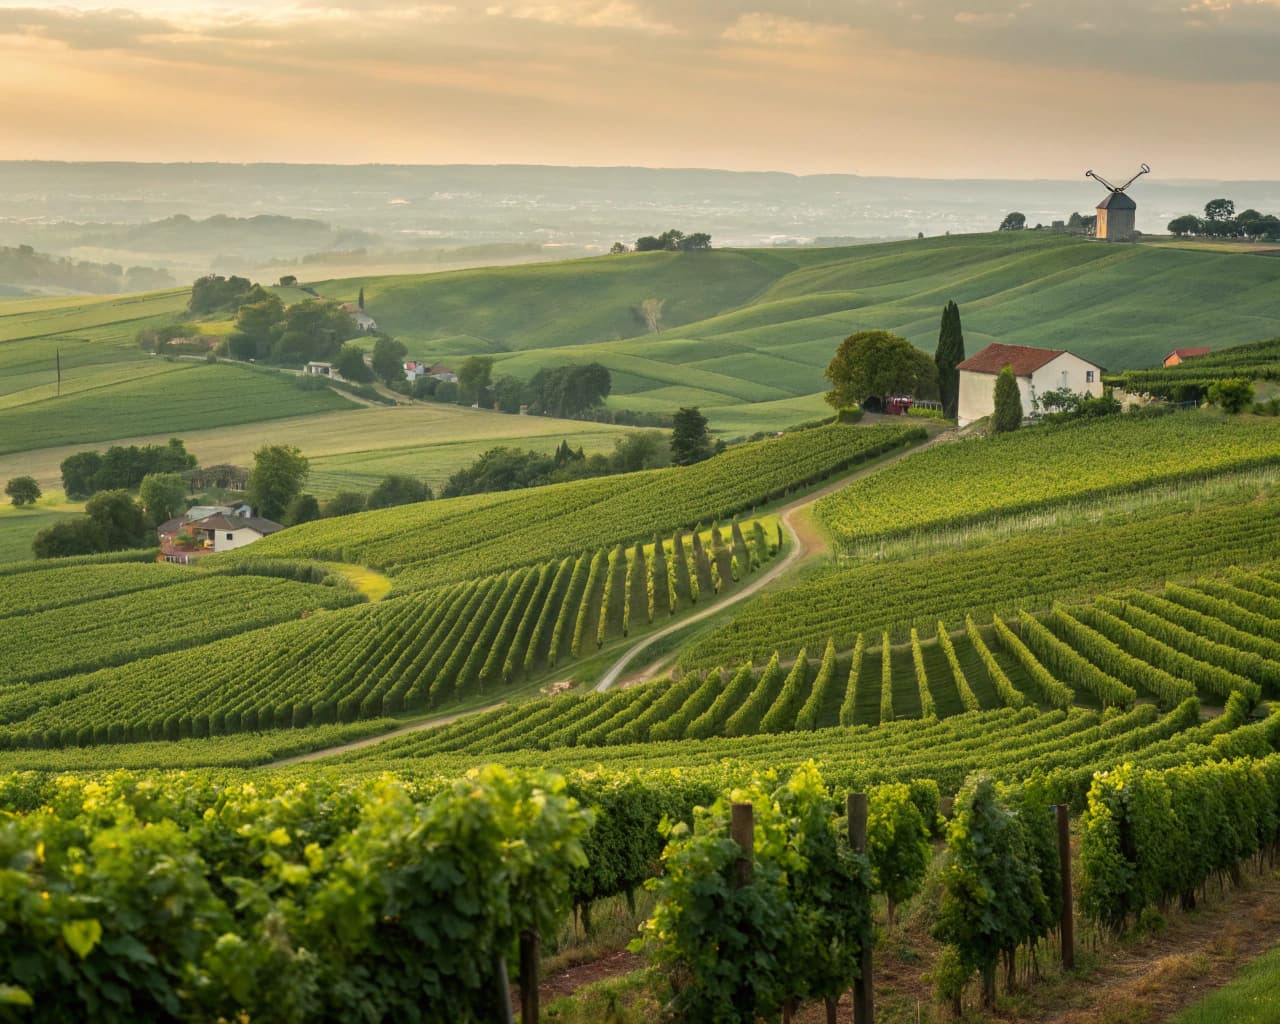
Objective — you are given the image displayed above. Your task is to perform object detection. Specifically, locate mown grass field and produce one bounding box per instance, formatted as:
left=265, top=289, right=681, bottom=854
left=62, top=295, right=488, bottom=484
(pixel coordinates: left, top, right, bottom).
left=0, top=401, right=641, bottom=498
left=5, top=230, right=1280, bottom=487
left=318, top=232, right=1280, bottom=425
left=0, top=362, right=353, bottom=456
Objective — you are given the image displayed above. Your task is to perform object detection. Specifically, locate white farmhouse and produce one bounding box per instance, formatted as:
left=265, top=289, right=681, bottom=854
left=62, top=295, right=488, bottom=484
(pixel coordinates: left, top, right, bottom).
left=956, top=343, right=1105, bottom=427
left=157, top=505, right=285, bottom=564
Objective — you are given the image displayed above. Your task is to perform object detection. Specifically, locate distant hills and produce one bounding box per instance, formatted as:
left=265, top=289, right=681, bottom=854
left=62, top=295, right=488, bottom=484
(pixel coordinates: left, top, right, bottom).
left=3, top=162, right=1280, bottom=257
left=315, top=232, right=1280, bottom=422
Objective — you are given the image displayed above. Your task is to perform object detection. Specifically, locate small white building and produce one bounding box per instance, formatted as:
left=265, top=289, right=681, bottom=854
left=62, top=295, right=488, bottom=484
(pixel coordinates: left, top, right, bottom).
left=404, top=360, right=425, bottom=382
left=157, top=505, right=285, bottom=564
left=305, top=361, right=335, bottom=377
left=956, top=343, right=1105, bottom=427
left=340, top=303, right=378, bottom=333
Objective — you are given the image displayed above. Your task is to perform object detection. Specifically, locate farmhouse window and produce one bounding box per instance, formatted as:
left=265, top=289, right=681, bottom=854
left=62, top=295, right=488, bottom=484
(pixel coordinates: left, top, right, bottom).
left=226, top=533, right=234, bottom=540
left=1086, top=371, right=1095, bottom=383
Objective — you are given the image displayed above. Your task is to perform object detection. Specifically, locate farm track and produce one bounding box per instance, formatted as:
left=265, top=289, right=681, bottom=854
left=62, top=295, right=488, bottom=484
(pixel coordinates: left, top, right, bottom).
left=266, top=429, right=947, bottom=766
left=593, top=430, right=950, bottom=692
left=269, top=703, right=505, bottom=765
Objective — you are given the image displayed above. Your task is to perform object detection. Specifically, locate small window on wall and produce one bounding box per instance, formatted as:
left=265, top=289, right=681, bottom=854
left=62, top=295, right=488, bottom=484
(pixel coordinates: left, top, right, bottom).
left=1086, top=371, right=1096, bottom=383
left=226, top=533, right=234, bottom=541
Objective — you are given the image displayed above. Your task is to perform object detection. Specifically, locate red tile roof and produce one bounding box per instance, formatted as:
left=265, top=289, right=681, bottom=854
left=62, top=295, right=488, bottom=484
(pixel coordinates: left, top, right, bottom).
left=1168, top=347, right=1210, bottom=360
left=956, top=343, right=1068, bottom=378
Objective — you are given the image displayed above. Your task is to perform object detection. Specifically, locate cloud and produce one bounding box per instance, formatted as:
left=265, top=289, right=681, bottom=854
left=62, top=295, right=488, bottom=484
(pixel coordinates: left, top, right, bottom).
left=485, top=1, right=677, bottom=33
left=0, top=7, right=175, bottom=50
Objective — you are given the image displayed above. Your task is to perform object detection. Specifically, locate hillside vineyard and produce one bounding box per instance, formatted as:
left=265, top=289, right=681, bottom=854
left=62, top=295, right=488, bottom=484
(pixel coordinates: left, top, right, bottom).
left=6, top=255, right=1280, bottom=1018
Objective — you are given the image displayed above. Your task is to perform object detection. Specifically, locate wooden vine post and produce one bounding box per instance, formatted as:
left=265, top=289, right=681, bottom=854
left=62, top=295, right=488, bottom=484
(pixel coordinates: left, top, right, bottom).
left=849, top=793, right=874, bottom=1024
left=520, top=930, right=541, bottom=1024
left=495, top=951, right=515, bottom=1024
left=1057, top=804, right=1074, bottom=970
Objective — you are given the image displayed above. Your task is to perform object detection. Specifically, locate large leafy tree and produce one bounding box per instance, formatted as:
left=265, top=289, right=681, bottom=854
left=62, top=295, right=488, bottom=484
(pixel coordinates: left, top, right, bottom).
left=934, top=301, right=966, bottom=419
left=366, top=475, right=432, bottom=509
left=32, top=519, right=106, bottom=559
left=457, top=356, right=495, bottom=405
left=998, top=212, right=1026, bottom=231
left=824, top=329, right=939, bottom=410
left=248, top=444, right=309, bottom=522
left=272, top=300, right=355, bottom=365
left=85, top=490, right=151, bottom=549
left=991, top=366, right=1023, bottom=433
left=139, top=472, right=187, bottom=524
left=370, top=336, right=407, bottom=384
left=334, top=343, right=372, bottom=382
left=670, top=407, right=712, bottom=466
left=5, top=476, right=40, bottom=507
left=231, top=293, right=285, bottom=360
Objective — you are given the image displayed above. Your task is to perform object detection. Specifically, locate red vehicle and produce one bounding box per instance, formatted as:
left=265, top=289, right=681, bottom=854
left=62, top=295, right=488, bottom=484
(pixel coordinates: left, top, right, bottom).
left=885, top=395, right=914, bottom=415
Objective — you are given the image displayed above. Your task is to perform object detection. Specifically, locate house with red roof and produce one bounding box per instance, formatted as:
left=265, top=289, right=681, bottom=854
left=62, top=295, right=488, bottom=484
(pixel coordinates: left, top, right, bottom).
left=956, top=343, right=1105, bottom=427
left=157, top=504, right=285, bottom=564
left=1163, top=347, right=1210, bottom=368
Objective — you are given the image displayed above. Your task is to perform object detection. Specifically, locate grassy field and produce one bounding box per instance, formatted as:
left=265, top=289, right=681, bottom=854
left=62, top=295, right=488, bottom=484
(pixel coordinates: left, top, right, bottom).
left=0, top=504, right=80, bottom=562
left=0, top=362, right=353, bottom=456
left=0, top=401, right=641, bottom=497
left=315, top=232, right=1280, bottom=424
left=1170, top=944, right=1280, bottom=1023
left=5, top=230, right=1280, bottom=483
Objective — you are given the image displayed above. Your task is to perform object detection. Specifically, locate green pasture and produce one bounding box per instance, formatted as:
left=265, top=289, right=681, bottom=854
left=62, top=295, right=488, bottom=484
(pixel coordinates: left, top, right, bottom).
left=307, top=232, right=1280, bottom=426
left=0, top=504, right=81, bottom=562
left=1171, top=944, right=1280, bottom=1023
left=0, top=399, right=642, bottom=499
left=0, top=362, right=352, bottom=456
left=306, top=422, right=643, bottom=496
left=5, top=231, right=1280, bottom=472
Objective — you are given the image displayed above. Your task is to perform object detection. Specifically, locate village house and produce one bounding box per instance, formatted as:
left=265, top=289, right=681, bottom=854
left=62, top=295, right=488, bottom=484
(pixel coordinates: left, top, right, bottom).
left=305, top=361, right=337, bottom=378
left=427, top=362, right=458, bottom=383
left=403, top=360, right=425, bottom=382
left=956, top=343, right=1105, bottom=427
left=1163, top=347, right=1210, bottom=368
left=157, top=504, right=284, bottom=564
left=340, top=302, right=378, bottom=333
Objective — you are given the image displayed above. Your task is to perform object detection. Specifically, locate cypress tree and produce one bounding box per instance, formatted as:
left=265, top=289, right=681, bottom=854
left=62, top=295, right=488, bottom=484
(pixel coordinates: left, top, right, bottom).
left=690, top=527, right=714, bottom=596
left=934, top=300, right=966, bottom=419
left=710, top=523, right=734, bottom=589
left=992, top=365, right=1023, bottom=433
left=627, top=543, right=649, bottom=630
left=358, top=286, right=365, bottom=310
left=731, top=518, right=751, bottom=574
left=672, top=530, right=694, bottom=605
left=751, top=521, right=769, bottom=568
left=651, top=535, right=673, bottom=616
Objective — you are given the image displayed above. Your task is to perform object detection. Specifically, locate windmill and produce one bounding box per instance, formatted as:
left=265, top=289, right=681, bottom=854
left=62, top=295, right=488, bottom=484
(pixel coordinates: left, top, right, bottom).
left=1085, top=163, right=1149, bottom=241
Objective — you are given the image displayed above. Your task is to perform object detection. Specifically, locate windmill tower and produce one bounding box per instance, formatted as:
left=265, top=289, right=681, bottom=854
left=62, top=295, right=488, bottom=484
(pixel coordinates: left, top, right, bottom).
left=1086, top=164, right=1149, bottom=241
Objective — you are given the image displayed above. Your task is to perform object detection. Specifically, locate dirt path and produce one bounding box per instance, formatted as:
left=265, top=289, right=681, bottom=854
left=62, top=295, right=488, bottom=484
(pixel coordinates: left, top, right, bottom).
left=269, top=703, right=505, bottom=765
left=593, top=433, right=947, bottom=692
left=272, top=430, right=948, bottom=764
left=784, top=864, right=1280, bottom=1024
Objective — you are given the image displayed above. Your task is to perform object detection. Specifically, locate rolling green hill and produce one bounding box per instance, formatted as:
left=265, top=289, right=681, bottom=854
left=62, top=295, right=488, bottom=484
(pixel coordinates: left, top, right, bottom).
left=318, top=233, right=1280, bottom=426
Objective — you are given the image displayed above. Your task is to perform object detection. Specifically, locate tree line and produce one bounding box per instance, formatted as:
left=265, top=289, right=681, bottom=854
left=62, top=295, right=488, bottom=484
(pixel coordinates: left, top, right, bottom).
left=1167, top=198, right=1280, bottom=241
left=609, top=229, right=712, bottom=254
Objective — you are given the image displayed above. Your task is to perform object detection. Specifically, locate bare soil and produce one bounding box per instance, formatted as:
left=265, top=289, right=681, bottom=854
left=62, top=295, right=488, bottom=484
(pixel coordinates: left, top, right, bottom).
left=786, top=864, right=1280, bottom=1024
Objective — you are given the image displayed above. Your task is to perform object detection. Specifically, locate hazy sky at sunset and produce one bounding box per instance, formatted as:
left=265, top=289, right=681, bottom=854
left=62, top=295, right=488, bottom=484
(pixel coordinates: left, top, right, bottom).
left=2, top=0, right=1277, bottom=178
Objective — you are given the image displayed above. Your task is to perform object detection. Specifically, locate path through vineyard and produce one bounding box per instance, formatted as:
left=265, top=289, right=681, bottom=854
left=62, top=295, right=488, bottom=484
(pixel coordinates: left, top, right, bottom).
left=593, top=430, right=950, bottom=691
left=271, top=703, right=504, bottom=765
left=267, top=429, right=946, bottom=765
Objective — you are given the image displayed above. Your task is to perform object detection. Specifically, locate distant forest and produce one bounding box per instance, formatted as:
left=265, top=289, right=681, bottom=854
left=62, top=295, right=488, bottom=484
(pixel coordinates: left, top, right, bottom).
left=0, top=245, right=173, bottom=295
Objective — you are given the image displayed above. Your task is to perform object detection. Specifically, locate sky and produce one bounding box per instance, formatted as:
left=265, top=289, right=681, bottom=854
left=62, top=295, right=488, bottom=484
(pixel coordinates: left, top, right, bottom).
left=1, top=0, right=1278, bottom=178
